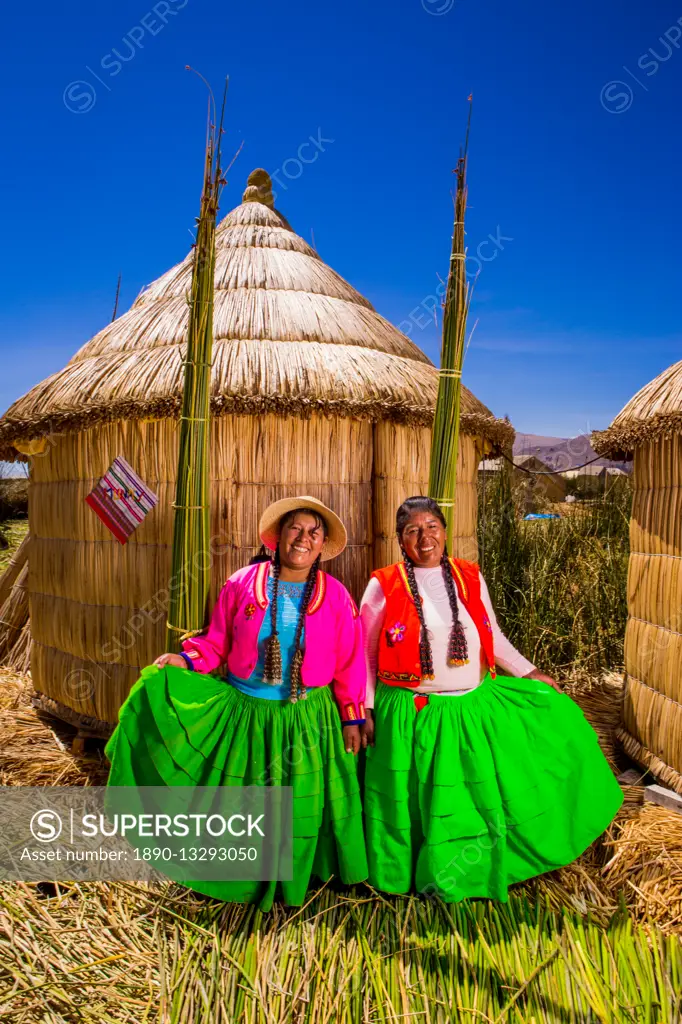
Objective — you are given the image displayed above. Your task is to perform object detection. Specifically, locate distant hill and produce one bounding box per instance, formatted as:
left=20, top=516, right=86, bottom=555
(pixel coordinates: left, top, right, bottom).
left=513, top=433, right=631, bottom=474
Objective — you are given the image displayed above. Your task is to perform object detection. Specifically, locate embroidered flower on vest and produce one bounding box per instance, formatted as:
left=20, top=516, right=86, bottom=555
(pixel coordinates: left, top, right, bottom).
left=244, top=603, right=257, bottom=619
left=386, top=622, right=407, bottom=646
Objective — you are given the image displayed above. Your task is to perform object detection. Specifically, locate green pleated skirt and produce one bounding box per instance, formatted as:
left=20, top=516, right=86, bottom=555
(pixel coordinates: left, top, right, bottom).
left=364, top=674, right=623, bottom=902
left=104, top=665, right=368, bottom=910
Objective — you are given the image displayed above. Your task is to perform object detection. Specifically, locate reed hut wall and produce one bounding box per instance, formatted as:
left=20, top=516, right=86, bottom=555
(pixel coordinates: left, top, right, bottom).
left=621, top=435, right=682, bottom=793
left=0, top=169, right=512, bottom=730
left=372, top=421, right=480, bottom=569
left=594, top=362, right=682, bottom=795
left=28, top=416, right=485, bottom=727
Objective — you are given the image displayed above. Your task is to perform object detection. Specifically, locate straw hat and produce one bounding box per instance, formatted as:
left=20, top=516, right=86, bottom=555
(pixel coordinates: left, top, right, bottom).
left=258, top=496, right=347, bottom=562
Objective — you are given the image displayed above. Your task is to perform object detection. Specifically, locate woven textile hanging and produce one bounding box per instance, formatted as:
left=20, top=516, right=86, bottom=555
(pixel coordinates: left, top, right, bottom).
left=85, top=456, right=158, bottom=545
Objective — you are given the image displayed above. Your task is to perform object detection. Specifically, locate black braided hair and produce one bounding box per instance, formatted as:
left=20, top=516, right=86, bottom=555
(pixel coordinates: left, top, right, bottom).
left=262, top=507, right=328, bottom=698
left=396, top=495, right=468, bottom=677
left=440, top=544, right=469, bottom=666
left=289, top=554, right=322, bottom=702
left=262, top=549, right=283, bottom=685
left=402, top=553, right=435, bottom=680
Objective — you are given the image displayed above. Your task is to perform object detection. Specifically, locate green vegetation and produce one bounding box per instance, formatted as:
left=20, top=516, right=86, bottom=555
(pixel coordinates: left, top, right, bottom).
left=478, top=466, right=630, bottom=677
left=0, top=478, right=28, bottom=521
left=0, top=520, right=28, bottom=574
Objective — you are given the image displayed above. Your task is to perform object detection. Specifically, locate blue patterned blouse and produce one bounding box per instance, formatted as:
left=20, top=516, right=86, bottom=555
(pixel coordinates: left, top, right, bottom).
left=227, top=577, right=306, bottom=700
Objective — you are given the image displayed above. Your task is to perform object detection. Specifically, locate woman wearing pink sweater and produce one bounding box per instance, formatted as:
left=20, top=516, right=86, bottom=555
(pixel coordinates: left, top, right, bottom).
left=105, top=496, right=368, bottom=910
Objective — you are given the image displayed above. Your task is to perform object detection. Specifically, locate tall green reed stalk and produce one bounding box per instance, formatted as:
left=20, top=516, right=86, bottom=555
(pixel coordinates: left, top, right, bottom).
left=428, top=100, right=473, bottom=549
left=478, top=466, right=631, bottom=677
left=166, top=75, right=228, bottom=651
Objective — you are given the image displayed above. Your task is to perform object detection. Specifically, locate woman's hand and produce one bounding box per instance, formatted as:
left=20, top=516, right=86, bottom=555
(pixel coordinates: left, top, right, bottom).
left=361, top=712, right=375, bottom=749
left=525, top=670, right=563, bottom=693
left=342, top=724, right=361, bottom=755
left=153, top=653, right=188, bottom=669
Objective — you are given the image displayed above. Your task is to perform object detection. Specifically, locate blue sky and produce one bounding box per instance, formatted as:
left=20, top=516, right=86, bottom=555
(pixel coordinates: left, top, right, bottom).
left=1, top=0, right=681, bottom=436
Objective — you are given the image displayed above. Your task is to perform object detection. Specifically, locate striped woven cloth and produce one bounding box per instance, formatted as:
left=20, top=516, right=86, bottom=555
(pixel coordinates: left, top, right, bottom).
left=85, top=456, right=158, bottom=545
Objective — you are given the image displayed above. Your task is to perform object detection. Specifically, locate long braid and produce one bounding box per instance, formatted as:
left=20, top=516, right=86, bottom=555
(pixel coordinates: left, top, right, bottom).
left=440, top=545, right=469, bottom=666
left=401, top=551, right=435, bottom=681
left=262, top=550, right=283, bottom=685
left=289, top=555, right=321, bottom=702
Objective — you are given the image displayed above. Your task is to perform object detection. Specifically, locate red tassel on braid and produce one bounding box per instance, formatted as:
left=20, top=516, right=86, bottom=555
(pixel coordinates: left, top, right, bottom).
left=441, top=547, right=469, bottom=666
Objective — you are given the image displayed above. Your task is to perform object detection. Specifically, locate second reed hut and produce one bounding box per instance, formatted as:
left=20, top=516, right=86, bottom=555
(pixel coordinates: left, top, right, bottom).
left=0, top=169, right=513, bottom=733
left=593, top=359, right=682, bottom=795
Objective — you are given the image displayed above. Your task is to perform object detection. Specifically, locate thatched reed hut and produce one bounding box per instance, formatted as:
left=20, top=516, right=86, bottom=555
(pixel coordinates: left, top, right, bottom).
left=593, top=360, right=682, bottom=795
left=0, top=169, right=512, bottom=733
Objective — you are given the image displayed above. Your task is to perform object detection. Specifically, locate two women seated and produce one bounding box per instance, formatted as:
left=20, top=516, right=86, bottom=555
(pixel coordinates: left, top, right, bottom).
left=106, top=494, right=623, bottom=910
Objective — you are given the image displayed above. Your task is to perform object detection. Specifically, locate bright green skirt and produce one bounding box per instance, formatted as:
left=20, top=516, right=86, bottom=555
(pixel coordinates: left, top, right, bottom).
left=104, top=665, right=368, bottom=910
left=364, top=674, right=623, bottom=902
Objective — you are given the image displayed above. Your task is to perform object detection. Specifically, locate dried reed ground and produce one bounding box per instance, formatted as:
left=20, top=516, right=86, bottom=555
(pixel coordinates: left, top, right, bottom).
left=0, top=668, right=681, bottom=1022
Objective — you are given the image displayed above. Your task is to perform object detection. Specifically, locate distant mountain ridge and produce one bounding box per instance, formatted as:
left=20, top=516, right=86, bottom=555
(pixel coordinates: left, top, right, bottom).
left=513, top=433, right=631, bottom=474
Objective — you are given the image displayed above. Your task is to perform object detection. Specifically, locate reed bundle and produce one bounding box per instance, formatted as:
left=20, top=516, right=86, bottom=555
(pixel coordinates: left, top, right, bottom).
left=602, top=802, right=682, bottom=935
left=166, top=79, right=227, bottom=650
left=4, top=621, right=30, bottom=673
left=0, top=532, right=30, bottom=670
left=0, top=669, right=108, bottom=786
left=0, top=562, right=28, bottom=664
left=0, top=532, right=29, bottom=606
left=563, top=671, right=626, bottom=770
left=429, top=105, right=473, bottom=546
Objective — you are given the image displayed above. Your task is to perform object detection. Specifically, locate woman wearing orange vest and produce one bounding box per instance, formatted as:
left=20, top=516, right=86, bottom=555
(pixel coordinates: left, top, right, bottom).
left=359, top=496, right=622, bottom=901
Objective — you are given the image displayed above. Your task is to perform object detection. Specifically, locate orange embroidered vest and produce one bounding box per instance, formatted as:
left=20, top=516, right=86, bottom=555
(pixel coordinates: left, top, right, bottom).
left=371, top=558, right=496, bottom=687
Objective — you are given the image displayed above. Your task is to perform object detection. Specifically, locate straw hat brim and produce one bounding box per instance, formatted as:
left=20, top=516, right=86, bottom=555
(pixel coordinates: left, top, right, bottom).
left=258, top=495, right=347, bottom=562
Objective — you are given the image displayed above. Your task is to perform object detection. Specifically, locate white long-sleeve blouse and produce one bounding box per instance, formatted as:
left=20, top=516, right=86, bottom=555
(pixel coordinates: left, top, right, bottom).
left=360, top=566, right=536, bottom=709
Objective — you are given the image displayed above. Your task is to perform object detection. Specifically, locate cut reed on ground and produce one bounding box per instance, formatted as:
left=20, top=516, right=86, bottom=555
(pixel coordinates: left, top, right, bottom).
left=0, top=884, right=679, bottom=1023
left=1, top=668, right=682, bottom=1019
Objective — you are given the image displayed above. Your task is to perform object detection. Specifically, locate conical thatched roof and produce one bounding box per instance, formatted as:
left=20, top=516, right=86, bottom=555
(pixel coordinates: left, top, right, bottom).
left=0, top=170, right=513, bottom=460
left=593, top=360, right=682, bottom=458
